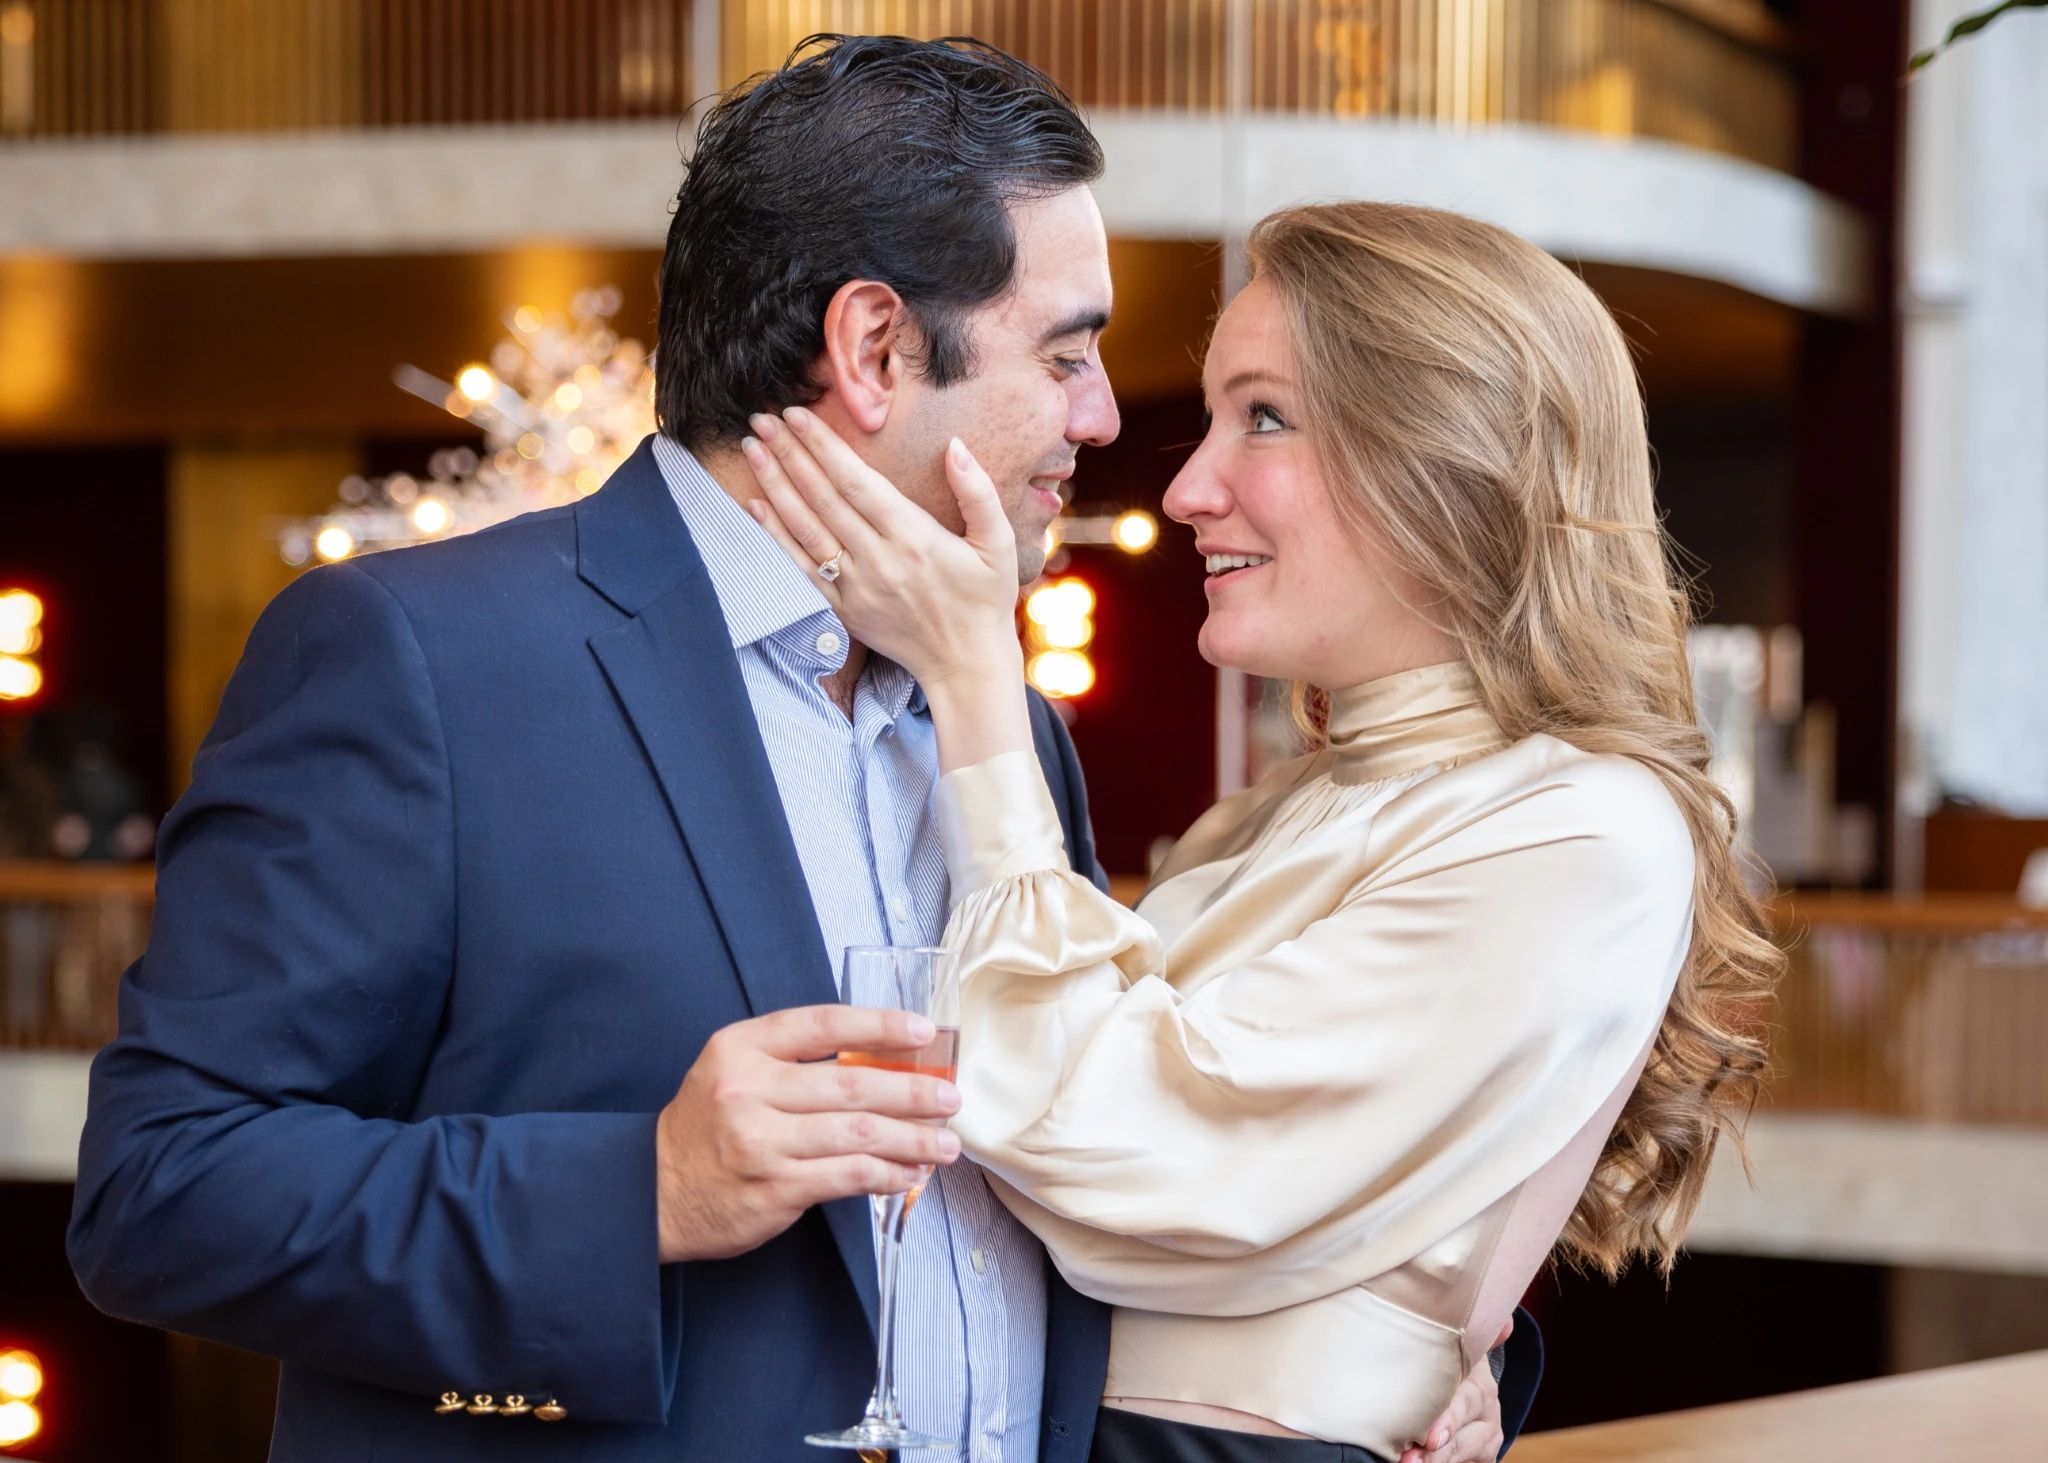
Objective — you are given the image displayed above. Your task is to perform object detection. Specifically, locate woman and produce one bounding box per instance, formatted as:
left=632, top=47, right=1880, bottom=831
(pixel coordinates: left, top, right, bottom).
left=741, top=201, right=1778, bottom=1462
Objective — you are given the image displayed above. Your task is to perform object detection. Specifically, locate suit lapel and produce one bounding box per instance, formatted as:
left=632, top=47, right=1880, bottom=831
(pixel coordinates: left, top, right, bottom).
left=580, top=442, right=881, bottom=1328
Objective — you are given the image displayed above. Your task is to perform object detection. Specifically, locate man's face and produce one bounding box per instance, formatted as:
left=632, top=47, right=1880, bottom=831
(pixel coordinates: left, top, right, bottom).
left=872, top=186, right=1121, bottom=583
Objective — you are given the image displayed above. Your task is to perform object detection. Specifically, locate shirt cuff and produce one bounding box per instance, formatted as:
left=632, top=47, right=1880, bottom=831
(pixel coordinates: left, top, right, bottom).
left=936, top=750, right=1072, bottom=898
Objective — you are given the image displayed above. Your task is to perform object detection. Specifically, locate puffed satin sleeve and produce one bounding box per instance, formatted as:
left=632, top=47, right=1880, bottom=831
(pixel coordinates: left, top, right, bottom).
left=937, top=749, right=1693, bottom=1316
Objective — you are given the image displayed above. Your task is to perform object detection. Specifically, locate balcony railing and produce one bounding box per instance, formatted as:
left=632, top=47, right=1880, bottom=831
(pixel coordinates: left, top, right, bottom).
left=7, top=871, right=2045, bottom=1136
left=0, top=860, right=150, bottom=1054
left=1766, top=896, right=2048, bottom=1128
left=0, top=0, right=1796, bottom=170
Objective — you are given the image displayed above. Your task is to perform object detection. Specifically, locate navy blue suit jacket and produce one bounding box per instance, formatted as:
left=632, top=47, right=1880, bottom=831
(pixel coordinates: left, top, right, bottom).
left=69, top=439, right=1541, bottom=1459
left=68, top=441, right=1112, bottom=1460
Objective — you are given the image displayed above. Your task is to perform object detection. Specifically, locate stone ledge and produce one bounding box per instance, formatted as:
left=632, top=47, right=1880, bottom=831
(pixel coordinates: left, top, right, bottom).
left=1687, top=1112, right=2048, bottom=1275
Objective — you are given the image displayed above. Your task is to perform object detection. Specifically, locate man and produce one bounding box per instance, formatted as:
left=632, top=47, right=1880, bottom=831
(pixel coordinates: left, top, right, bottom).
left=69, top=36, right=1531, bottom=1462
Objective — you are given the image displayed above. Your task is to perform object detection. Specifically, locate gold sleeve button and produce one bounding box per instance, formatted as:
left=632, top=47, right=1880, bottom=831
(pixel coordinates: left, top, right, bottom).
left=434, top=1392, right=465, bottom=1415
left=534, top=1401, right=568, bottom=1422
left=465, top=1394, right=499, bottom=1416
left=500, top=1395, right=532, bottom=1417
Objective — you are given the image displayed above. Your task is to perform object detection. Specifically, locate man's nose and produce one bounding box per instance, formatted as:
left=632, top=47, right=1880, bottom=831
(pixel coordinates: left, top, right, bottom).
left=1068, top=364, right=1120, bottom=448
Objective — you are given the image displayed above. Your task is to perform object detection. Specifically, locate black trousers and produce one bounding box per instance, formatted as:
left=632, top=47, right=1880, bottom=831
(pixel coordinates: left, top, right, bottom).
left=1089, top=1407, right=1393, bottom=1463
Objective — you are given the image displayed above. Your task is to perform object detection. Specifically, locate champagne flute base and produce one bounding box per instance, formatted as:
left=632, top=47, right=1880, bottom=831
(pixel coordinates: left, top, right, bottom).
left=805, top=1422, right=954, bottom=1451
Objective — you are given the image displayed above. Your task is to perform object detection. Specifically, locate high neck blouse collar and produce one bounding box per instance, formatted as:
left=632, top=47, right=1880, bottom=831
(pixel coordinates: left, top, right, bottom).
left=1323, top=661, right=1508, bottom=785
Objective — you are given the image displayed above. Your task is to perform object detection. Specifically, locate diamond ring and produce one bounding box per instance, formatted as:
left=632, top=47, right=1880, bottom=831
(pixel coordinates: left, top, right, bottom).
left=817, top=555, right=843, bottom=583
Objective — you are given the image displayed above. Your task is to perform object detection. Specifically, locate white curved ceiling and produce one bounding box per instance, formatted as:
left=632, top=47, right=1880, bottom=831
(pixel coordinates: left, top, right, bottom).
left=1094, top=113, right=1872, bottom=316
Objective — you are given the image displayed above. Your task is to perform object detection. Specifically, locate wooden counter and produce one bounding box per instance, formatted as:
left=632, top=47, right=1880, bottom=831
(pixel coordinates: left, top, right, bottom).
left=1513, top=1350, right=2048, bottom=1461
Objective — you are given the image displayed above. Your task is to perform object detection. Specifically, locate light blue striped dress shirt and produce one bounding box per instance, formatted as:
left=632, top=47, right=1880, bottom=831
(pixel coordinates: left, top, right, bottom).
left=653, top=435, right=1048, bottom=1463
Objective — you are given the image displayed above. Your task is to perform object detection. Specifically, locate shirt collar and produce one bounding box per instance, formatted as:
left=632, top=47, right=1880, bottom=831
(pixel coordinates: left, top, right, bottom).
left=652, top=432, right=835, bottom=651
left=650, top=433, right=929, bottom=718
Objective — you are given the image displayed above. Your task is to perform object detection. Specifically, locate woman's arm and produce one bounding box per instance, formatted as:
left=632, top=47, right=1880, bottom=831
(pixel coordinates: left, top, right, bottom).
left=938, top=746, right=1695, bottom=1317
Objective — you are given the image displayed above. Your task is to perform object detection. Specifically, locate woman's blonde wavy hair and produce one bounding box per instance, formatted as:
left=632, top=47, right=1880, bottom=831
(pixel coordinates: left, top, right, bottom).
left=1247, top=201, right=1779, bottom=1277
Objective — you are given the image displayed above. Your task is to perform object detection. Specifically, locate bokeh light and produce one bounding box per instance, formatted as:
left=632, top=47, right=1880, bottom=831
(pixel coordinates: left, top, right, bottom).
left=1026, top=650, right=1096, bottom=699
left=314, top=525, right=356, bottom=562
left=1112, top=510, right=1159, bottom=553
left=0, top=1352, right=41, bottom=1402
left=456, top=364, right=496, bottom=402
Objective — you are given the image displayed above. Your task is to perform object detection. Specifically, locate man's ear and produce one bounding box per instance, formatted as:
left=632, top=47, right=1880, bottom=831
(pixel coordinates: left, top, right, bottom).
left=817, top=279, right=911, bottom=436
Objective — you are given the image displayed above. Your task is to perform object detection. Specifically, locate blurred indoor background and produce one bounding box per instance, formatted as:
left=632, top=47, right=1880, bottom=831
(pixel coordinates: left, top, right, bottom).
left=2, top=1, right=2045, bottom=1457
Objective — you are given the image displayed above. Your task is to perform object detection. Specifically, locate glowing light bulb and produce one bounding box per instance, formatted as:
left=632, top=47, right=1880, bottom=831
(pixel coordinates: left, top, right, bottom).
left=456, top=364, right=496, bottom=402
left=1036, top=616, right=1095, bottom=651
left=0, top=656, right=41, bottom=700
left=1026, top=649, right=1096, bottom=699
left=1043, top=524, right=1063, bottom=558
left=516, top=433, right=545, bottom=460
left=513, top=306, right=543, bottom=333
left=315, top=525, right=356, bottom=562
left=553, top=382, right=584, bottom=412
left=1112, top=509, right=1159, bottom=553
left=0, top=1399, right=39, bottom=1447
left=411, top=498, right=452, bottom=535
left=565, top=425, right=596, bottom=455
left=0, top=1352, right=42, bottom=1402
left=575, top=468, right=602, bottom=495
left=1025, top=577, right=1094, bottom=625
left=0, top=588, right=43, bottom=633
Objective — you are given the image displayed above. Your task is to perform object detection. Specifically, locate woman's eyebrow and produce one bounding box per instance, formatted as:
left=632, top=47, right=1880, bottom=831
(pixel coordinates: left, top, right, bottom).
left=1219, top=368, right=1292, bottom=394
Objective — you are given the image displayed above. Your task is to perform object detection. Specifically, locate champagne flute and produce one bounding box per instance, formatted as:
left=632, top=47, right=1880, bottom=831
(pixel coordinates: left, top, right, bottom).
left=805, top=944, right=960, bottom=1454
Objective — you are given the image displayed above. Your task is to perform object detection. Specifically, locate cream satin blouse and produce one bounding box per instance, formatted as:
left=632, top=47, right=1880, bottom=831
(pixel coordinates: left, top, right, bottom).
left=937, top=662, right=1695, bottom=1455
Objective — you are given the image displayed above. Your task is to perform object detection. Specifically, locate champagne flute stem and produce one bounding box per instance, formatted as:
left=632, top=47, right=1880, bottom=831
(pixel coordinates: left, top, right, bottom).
left=869, top=1189, right=908, bottom=1426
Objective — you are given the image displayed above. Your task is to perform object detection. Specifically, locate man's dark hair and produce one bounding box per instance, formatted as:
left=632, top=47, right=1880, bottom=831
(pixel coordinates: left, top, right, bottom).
left=656, top=34, right=1104, bottom=449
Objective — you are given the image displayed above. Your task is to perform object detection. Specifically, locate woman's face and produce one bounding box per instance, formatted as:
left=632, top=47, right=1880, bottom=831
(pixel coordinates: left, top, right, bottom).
left=1162, top=277, right=1457, bottom=690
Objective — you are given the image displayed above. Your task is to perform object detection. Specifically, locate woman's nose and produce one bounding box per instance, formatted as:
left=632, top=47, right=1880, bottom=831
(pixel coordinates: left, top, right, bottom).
left=1163, top=445, right=1230, bottom=525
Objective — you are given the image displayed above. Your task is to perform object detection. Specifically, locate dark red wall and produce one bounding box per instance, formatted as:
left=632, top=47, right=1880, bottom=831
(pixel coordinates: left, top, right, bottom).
left=0, top=447, right=170, bottom=817
left=1060, top=392, right=1217, bottom=876
left=1791, top=0, right=1908, bottom=884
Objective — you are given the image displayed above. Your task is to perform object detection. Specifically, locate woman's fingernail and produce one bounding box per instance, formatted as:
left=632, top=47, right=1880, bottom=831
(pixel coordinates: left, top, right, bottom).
left=936, top=1081, right=961, bottom=1113
left=938, top=1132, right=962, bottom=1160
left=948, top=436, right=969, bottom=467
left=746, top=500, right=765, bottom=522
left=740, top=434, right=762, bottom=458
left=784, top=406, right=812, bottom=428
left=748, top=413, right=779, bottom=439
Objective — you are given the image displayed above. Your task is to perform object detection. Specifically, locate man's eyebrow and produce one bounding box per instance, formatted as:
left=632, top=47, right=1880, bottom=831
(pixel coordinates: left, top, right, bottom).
left=1039, top=308, right=1112, bottom=345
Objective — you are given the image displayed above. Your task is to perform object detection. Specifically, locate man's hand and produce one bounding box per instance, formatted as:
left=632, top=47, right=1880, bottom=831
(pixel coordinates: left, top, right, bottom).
left=1398, top=1318, right=1511, bottom=1463
left=655, top=1005, right=963, bottom=1262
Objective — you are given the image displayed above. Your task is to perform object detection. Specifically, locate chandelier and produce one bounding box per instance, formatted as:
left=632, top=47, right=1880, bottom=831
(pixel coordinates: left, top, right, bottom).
left=279, top=289, right=1158, bottom=700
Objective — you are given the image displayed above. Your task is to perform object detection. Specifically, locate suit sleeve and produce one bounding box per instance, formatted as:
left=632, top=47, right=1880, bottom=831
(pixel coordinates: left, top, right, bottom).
left=1026, top=689, right=1110, bottom=895
left=67, top=563, right=677, bottom=1424
left=1498, top=1305, right=1544, bottom=1455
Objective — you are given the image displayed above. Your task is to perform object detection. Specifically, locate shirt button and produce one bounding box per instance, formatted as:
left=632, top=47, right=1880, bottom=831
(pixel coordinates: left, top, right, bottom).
left=890, top=898, right=911, bottom=923
left=971, top=1246, right=990, bottom=1275
left=815, top=630, right=841, bottom=657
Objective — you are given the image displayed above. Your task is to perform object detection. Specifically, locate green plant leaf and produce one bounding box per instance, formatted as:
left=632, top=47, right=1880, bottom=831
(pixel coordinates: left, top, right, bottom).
left=1910, top=0, right=2048, bottom=70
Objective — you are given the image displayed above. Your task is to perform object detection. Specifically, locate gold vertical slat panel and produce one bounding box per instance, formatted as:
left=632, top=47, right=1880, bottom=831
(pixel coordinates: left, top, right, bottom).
left=0, top=0, right=1799, bottom=174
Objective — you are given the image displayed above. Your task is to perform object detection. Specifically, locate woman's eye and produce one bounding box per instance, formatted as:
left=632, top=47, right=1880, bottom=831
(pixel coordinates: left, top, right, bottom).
left=1247, top=401, right=1288, bottom=434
